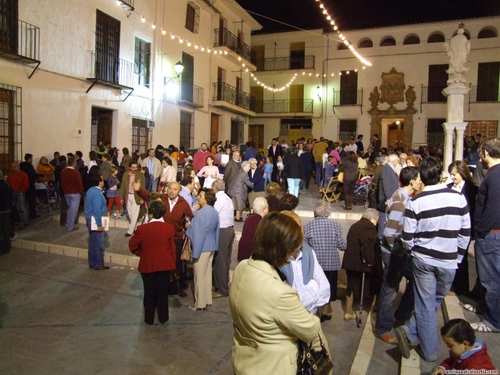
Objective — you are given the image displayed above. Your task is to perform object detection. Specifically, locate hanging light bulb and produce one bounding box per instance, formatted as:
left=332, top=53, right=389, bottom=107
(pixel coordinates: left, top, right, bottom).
left=141, top=16, right=146, bottom=22
left=152, top=23, right=156, bottom=29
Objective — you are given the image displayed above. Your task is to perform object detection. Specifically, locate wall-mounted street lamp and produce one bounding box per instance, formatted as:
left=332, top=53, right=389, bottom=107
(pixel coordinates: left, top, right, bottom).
left=315, top=85, right=322, bottom=101
left=164, top=61, right=185, bottom=99
left=164, top=61, right=184, bottom=85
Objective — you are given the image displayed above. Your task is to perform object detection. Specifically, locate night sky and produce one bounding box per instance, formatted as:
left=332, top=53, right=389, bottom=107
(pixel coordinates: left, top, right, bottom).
left=236, top=0, right=500, bottom=33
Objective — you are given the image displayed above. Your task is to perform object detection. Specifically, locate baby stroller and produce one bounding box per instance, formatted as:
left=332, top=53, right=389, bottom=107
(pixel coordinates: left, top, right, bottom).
left=35, top=181, right=59, bottom=213
left=353, top=176, right=373, bottom=208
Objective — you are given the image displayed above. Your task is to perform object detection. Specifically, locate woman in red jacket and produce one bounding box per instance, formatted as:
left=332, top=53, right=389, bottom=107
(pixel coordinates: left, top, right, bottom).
left=129, top=200, right=176, bottom=325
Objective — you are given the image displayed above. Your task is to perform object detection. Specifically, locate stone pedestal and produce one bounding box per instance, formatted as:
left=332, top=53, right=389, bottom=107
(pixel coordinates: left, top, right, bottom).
left=442, top=84, right=470, bottom=168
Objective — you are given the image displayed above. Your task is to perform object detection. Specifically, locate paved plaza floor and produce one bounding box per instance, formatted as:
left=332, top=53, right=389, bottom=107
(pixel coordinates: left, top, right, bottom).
left=1, top=186, right=498, bottom=374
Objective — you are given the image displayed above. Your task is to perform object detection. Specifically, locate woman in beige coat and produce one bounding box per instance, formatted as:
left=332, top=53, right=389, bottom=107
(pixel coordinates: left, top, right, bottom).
left=229, top=212, right=327, bottom=375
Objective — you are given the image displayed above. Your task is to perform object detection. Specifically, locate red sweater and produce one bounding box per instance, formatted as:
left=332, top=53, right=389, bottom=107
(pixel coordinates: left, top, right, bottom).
left=438, top=342, right=496, bottom=374
left=129, top=221, right=176, bottom=273
left=7, top=171, right=29, bottom=193
left=138, top=189, right=194, bottom=239
left=60, top=167, right=83, bottom=194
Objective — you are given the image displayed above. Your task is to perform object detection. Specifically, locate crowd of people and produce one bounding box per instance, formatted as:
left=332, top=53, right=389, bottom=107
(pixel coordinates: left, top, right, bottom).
left=0, top=134, right=499, bottom=375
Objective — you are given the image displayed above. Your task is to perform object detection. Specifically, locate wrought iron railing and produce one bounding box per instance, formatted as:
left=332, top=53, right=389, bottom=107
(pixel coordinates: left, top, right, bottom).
left=420, top=84, right=448, bottom=112
left=421, top=85, right=447, bottom=103
left=213, top=28, right=255, bottom=64
left=0, top=19, right=40, bottom=61
left=180, top=82, right=204, bottom=107
left=90, top=55, right=134, bottom=87
left=332, top=89, right=363, bottom=114
left=469, top=84, right=500, bottom=103
left=254, top=99, right=314, bottom=113
left=332, top=89, right=363, bottom=106
left=254, top=56, right=315, bottom=71
left=212, top=82, right=255, bottom=111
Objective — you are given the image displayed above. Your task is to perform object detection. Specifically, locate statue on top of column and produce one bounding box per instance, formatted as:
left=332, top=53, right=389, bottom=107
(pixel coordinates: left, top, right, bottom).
left=444, top=24, right=470, bottom=77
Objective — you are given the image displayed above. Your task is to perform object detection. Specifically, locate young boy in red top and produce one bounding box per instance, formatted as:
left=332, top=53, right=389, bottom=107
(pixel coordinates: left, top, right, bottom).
left=433, top=319, right=496, bottom=375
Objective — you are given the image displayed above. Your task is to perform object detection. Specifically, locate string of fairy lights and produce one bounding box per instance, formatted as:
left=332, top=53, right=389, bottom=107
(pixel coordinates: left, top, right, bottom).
left=114, top=0, right=371, bottom=93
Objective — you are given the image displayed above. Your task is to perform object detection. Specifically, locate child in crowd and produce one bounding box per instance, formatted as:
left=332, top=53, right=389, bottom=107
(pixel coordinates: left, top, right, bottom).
left=432, top=319, right=496, bottom=375
left=106, top=166, right=121, bottom=218
left=263, top=156, right=273, bottom=186
left=324, top=156, right=335, bottom=185
left=276, top=155, right=285, bottom=186
left=186, top=150, right=193, bottom=165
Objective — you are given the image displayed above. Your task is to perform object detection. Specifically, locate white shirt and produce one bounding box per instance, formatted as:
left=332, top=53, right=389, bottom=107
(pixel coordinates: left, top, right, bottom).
left=288, top=249, right=330, bottom=315
left=347, top=144, right=358, bottom=153
left=168, top=196, right=179, bottom=212
left=451, top=180, right=465, bottom=193
left=214, top=190, right=234, bottom=228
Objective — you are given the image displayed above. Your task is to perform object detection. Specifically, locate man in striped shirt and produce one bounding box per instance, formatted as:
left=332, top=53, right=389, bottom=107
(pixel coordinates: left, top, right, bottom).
left=375, top=166, right=420, bottom=344
left=395, top=157, right=471, bottom=362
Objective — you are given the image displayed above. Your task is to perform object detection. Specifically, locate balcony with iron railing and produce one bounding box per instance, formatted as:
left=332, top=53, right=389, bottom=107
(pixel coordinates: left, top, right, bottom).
left=254, top=56, right=315, bottom=72
left=213, top=28, right=255, bottom=65
left=179, top=82, right=204, bottom=108
left=87, top=54, right=134, bottom=101
left=468, top=84, right=500, bottom=112
left=419, top=85, right=447, bottom=112
left=254, top=99, right=314, bottom=114
left=0, top=18, right=41, bottom=78
left=332, top=89, right=364, bottom=113
left=212, top=82, right=255, bottom=113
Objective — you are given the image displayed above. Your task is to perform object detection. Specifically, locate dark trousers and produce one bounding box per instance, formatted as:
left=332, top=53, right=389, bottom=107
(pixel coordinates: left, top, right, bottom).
left=141, top=271, right=171, bottom=324
left=271, top=162, right=279, bottom=182
left=213, top=227, right=235, bottom=295
left=0, top=211, right=11, bottom=254
left=174, top=238, right=186, bottom=285
left=26, top=186, right=37, bottom=218
left=303, top=170, right=312, bottom=189
left=324, top=270, right=338, bottom=301
left=451, top=249, right=469, bottom=295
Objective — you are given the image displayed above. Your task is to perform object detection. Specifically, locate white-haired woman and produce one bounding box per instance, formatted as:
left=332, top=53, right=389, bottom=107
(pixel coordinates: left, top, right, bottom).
left=304, top=200, right=347, bottom=321
left=248, top=158, right=265, bottom=214
left=228, top=161, right=253, bottom=222
left=237, top=197, right=269, bottom=261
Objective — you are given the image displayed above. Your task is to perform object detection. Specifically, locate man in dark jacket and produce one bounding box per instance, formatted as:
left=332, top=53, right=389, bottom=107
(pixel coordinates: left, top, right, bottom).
left=284, top=147, right=304, bottom=198
left=0, top=170, right=13, bottom=254
left=20, top=153, right=43, bottom=219
left=342, top=208, right=381, bottom=321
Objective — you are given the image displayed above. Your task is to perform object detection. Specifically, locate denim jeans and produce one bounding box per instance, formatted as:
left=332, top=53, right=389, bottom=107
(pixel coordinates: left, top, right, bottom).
left=475, top=232, right=500, bottom=330
left=315, top=162, right=323, bottom=185
left=65, top=193, right=81, bottom=231
left=12, top=191, right=29, bottom=224
left=87, top=218, right=104, bottom=269
left=375, top=251, right=414, bottom=335
left=151, top=177, right=159, bottom=193
left=287, top=178, right=301, bottom=198
left=402, top=257, right=455, bottom=361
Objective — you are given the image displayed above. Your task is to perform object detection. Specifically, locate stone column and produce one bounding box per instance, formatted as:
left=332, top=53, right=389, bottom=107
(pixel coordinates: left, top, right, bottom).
left=454, top=122, right=468, bottom=162
left=442, top=122, right=456, bottom=170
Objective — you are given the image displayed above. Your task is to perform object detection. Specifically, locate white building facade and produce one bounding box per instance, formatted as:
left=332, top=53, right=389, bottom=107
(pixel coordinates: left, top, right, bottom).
left=0, top=0, right=260, bottom=173
left=249, top=17, right=500, bottom=151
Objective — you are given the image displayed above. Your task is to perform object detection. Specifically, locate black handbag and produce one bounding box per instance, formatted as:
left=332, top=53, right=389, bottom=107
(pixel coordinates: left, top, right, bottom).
left=297, top=334, right=333, bottom=375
